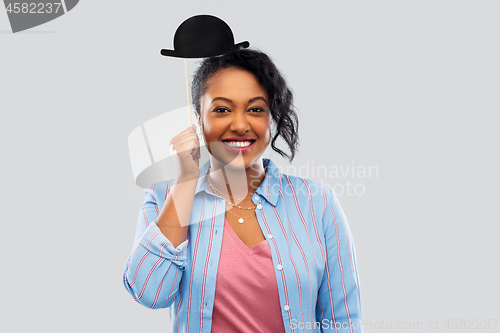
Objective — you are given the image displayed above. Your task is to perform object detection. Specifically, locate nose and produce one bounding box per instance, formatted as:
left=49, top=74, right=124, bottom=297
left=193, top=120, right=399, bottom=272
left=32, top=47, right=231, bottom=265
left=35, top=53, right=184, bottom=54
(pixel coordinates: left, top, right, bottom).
left=229, top=110, right=250, bottom=133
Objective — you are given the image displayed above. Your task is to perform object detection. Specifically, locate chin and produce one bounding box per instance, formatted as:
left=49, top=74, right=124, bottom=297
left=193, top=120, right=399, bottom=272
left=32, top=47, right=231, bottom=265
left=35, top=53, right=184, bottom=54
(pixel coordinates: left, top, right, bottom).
left=215, top=153, right=264, bottom=171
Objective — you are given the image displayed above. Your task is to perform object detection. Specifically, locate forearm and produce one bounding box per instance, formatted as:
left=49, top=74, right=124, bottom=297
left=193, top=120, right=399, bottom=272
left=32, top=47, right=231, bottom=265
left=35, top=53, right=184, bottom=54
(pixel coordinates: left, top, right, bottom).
left=156, top=175, right=198, bottom=248
left=123, top=177, right=195, bottom=309
left=123, top=239, right=184, bottom=309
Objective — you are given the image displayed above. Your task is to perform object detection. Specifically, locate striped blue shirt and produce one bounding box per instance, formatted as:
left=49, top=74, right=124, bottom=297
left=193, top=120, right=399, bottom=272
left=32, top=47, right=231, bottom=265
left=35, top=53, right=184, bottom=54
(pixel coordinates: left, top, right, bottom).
left=123, top=158, right=363, bottom=333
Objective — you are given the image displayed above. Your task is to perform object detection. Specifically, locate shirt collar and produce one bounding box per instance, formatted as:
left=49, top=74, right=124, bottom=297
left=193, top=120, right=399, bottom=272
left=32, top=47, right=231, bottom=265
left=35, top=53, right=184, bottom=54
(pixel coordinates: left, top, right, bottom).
left=194, top=158, right=282, bottom=207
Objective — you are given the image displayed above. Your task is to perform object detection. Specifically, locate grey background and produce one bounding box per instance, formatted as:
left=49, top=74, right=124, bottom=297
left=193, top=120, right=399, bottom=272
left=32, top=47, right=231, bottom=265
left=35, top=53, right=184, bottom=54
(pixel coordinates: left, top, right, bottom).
left=1, top=1, right=499, bottom=332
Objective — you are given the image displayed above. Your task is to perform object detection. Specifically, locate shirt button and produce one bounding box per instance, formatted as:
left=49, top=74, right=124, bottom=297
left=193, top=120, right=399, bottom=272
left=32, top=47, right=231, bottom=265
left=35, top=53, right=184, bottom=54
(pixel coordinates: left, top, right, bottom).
left=277, top=264, right=283, bottom=270
left=284, top=305, right=290, bottom=311
left=256, top=203, right=262, bottom=209
left=254, top=196, right=259, bottom=201
left=267, top=234, right=273, bottom=239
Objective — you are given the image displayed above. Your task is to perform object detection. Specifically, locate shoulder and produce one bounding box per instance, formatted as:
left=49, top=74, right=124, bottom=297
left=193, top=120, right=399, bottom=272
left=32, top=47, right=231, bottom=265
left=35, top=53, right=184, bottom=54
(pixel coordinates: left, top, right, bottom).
left=278, top=172, right=333, bottom=216
left=277, top=173, right=339, bottom=236
left=266, top=159, right=328, bottom=199
left=279, top=172, right=330, bottom=202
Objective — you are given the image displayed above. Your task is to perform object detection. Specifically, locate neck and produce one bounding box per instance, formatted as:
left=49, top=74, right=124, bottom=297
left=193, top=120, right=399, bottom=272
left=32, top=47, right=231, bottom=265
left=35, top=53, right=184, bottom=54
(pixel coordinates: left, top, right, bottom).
left=208, top=158, right=266, bottom=201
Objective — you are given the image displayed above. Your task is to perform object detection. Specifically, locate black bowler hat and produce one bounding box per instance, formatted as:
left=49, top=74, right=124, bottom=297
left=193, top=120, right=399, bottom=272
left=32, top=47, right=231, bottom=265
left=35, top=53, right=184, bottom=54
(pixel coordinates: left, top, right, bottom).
left=160, top=15, right=250, bottom=58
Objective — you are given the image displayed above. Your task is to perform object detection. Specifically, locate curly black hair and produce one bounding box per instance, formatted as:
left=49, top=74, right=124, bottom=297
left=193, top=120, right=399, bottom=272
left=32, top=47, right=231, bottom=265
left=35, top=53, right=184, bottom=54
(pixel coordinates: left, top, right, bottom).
left=191, top=48, right=300, bottom=163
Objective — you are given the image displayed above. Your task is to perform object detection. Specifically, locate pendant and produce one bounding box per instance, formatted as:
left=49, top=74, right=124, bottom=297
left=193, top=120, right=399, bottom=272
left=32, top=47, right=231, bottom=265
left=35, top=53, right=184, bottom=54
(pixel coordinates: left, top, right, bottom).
left=238, top=218, right=244, bottom=223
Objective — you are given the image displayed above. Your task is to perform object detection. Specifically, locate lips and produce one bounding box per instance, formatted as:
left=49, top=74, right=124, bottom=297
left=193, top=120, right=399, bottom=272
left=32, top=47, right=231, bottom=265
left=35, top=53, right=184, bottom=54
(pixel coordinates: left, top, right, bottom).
left=221, top=137, right=257, bottom=142
left=221, top=138, right=257, bottom=154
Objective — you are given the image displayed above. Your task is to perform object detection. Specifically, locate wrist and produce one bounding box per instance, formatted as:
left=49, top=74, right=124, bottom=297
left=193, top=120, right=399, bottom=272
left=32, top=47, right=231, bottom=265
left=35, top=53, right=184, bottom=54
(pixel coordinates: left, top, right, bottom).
left=175, top=173, right=200, bottom=184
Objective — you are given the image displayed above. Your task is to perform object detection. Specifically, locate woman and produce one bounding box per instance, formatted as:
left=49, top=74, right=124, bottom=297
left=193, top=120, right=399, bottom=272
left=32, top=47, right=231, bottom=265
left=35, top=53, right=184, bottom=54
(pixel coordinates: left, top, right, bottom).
left=123, top=49, right=363, bottom=333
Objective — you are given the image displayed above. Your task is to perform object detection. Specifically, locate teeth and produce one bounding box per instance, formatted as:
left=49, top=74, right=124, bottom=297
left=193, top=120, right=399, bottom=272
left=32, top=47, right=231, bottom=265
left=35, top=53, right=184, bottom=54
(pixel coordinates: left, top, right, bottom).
left=223, top=141, right=254, bottom=148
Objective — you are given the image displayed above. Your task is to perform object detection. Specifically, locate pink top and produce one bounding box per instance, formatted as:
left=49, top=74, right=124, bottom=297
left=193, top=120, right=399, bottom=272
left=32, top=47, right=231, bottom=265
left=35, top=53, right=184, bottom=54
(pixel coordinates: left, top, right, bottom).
left=210, top=217, right=286, bottom=333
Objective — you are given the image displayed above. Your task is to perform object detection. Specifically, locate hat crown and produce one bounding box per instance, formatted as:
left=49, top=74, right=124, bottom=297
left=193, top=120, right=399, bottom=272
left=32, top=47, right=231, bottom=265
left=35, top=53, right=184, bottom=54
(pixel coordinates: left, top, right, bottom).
left=175, top=15, right=234, bottom=55
left=161, top=15, right=249, bottom=58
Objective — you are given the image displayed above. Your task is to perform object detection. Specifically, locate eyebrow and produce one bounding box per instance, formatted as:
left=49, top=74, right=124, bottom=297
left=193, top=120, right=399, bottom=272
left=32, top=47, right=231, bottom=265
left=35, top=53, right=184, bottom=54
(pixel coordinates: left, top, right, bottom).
left=210, top=96, right=268, bottom=105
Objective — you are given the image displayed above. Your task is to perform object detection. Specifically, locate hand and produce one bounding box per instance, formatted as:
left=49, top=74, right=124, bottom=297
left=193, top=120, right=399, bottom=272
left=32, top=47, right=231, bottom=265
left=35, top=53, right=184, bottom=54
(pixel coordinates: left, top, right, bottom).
left=169, top=124, right=201, bottom=180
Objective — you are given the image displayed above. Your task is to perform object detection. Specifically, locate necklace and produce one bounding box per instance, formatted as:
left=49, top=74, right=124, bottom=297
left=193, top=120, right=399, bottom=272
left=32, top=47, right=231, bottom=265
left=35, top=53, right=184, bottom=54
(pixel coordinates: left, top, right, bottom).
left=226, top=208, right=256, bottom=224
left=206, top=167, right=255, bottom=209
left=206, top=167, right=256, bottom=223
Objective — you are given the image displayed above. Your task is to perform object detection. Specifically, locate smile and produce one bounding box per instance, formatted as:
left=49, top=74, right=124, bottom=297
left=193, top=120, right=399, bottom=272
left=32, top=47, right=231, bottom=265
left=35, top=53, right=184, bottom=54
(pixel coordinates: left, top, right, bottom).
left=223, top=141, right=254, bottom=147
left=221, top=140, right=256, bottom=154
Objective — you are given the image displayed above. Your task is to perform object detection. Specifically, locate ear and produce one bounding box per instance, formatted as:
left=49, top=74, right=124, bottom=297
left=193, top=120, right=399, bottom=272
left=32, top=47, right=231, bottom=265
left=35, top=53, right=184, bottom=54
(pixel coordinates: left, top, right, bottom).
left=197, top=116, right=202, bottom=129
left=194, top=111, right=201, bottom=126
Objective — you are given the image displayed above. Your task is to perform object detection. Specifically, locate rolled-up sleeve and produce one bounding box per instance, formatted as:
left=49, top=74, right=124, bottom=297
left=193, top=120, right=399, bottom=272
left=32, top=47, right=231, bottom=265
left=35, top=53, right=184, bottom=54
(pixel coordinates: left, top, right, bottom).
left=316, top=186, right=363, bottom=332
left=123, top=184, right=188, bottom=309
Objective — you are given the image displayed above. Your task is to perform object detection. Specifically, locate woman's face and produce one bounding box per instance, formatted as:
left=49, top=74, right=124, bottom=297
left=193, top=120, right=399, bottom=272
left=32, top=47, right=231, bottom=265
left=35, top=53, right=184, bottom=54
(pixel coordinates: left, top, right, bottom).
left=198, top=67, right=272, bottom=170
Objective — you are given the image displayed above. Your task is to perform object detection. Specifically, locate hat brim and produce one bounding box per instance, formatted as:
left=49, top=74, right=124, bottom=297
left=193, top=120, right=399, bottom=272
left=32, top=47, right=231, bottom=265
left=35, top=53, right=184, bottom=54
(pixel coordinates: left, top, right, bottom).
left=160, top=41, right=249, bottom=58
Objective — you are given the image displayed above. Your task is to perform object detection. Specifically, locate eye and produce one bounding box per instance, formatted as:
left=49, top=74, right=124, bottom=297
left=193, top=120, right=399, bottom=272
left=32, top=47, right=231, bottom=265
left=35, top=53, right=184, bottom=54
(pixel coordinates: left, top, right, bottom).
left=213, top=107, right=230, bottom=113
left=249, top=107, right=265, bottom=113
